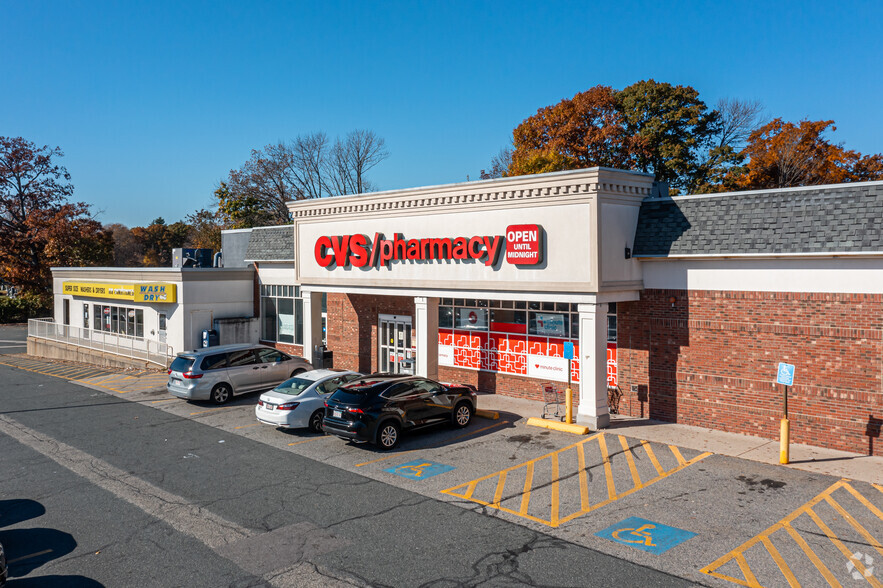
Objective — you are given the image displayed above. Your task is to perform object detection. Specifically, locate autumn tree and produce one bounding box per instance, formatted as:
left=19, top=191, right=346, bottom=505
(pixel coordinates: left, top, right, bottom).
left=219, top=130, right=389, bottom=227
left=734, top=118, right=883, bottom=190
left=185, top=208, right=222, bottom=251
left=0, top=137, right=112, bottom=297
left=509, top=85, right=644, bottom=177
left=131, top=217, right=190, bottom=266
left=107, top=223, right=143, bottom=267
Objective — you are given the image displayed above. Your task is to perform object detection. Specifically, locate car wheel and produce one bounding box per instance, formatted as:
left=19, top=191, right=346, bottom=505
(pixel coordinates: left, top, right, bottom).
left=452, top=402, right=473, bottom=428
left=309, top=409, right=325, bottom=434
left=376, top=421, right=400, bottom=450
left=211, top=383, right=232, bottom=405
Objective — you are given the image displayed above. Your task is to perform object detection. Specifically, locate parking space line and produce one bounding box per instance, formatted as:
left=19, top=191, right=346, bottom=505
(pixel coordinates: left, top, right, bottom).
left=782, top=523, right=841, bottom=587
left=234, top=423, right=261, bottom=430
left=702, top=479, right=883, bottom=587
left=287, top=436, right=332, bottom=446
left=151, top=399, right=177, bottom=404
left=619, top=435, right=642, bottom=490
left=190, top=407, right=236, bottom=416
left=353, top=420, right=511, bottom=467
left=442, top=433, right=710, bottom=528
left=641, top=440, right=665, bottom=476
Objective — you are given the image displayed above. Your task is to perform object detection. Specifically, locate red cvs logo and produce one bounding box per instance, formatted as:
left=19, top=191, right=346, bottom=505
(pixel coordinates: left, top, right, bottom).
left=505, top=224, right=541, bottom=265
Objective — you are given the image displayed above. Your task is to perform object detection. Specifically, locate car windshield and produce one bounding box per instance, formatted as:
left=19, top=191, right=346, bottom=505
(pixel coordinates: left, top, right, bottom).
left=273, top=377, right=314, bottom=396
left=170, top=357, right=195, bottom=373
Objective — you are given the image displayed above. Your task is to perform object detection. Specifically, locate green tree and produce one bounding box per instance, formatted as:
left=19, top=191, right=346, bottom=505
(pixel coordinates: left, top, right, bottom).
left=131, top=217, right=190, bottom=266
left=185, top=208, right=222, bottom=251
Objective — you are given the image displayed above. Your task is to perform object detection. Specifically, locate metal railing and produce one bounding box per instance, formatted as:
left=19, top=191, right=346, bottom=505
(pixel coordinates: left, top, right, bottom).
left=28, top=318, right=174, bottom=368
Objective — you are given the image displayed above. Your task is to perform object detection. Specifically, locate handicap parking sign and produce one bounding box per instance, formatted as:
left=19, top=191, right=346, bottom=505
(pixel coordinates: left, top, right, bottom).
left=596, top=517, right=696, bottom=554
left=776, top=362, right=795, bottom=386
left=384, top=460, right=455, bottom=480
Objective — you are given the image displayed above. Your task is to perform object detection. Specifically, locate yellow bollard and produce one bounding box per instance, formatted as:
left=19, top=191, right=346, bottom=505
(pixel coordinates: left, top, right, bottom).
left=565, top=387, right=573, bottom=424
left=780, top=418, right=790, bottom=464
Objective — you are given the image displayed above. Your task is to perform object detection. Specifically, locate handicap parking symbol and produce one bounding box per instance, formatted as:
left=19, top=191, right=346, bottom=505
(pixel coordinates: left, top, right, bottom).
left=385, top=460, right=455, bottom=480
left=596, top=517, right=696, bottom=554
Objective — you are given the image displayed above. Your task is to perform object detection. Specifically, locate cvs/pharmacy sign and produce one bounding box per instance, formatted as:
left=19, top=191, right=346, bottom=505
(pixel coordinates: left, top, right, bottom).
left=315, top=224, right=543, bottom=269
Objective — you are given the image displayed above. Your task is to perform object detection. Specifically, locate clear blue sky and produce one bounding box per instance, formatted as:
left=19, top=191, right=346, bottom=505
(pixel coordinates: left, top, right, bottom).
left=3, top=1, right=881, bottom=227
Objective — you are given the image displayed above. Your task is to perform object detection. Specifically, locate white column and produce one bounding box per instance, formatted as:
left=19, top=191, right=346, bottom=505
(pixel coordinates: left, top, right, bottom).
left=301, top=289, right=324, bottom=364
left=414, top=296, right=439, bottom=380
left=576, top=302, right=610, bottom=429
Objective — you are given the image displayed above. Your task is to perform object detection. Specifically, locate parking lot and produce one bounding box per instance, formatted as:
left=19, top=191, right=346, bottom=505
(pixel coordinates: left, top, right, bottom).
left=2, top=351, right=882, bottom=586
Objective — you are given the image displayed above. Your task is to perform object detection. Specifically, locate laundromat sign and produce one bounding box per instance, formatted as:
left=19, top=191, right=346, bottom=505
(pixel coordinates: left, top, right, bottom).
left=315, top=224, right=543, bottom=269
left=62, top=282, right=177, bottom=303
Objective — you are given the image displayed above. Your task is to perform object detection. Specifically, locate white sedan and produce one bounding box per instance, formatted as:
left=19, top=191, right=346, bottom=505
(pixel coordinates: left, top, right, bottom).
left=255, top=369, right=361, bottom=432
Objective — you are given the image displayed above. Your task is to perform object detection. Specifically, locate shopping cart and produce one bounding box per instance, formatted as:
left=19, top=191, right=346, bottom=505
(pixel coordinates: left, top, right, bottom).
left=541, top=382, right=564, bottom=420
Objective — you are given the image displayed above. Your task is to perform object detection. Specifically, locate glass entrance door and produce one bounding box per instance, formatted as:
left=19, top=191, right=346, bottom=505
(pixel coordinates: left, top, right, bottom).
left=379, top=315, right=414, bottom=375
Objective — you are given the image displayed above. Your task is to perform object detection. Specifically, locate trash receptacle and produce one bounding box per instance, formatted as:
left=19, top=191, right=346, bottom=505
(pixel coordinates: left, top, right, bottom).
left=201, top=329, right=219, bottom=348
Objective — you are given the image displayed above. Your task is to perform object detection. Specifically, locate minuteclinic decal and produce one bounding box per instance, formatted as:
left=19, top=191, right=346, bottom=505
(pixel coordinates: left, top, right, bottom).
left=314, top=225, right=543, bottom=269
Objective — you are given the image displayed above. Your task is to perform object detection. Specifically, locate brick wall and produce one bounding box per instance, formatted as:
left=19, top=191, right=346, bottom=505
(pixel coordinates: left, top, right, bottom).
left=615, top=289, right=883, bottom=456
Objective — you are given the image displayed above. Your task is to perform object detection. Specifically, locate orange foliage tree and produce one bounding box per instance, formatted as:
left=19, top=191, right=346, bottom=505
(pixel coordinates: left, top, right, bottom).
left=0, top=137, right=112, bottom=297
left=509, top=85, right=645, bottom=176
left=735, top=119, right=883, bottom=189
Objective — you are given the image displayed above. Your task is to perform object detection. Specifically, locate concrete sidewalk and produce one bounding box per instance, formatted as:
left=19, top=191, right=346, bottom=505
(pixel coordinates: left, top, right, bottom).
left=477, top=392, right=883, bottom=486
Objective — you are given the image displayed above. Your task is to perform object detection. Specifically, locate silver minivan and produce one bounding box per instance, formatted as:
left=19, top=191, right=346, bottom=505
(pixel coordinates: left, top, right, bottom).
left=167, top=344, right=312, bottom=404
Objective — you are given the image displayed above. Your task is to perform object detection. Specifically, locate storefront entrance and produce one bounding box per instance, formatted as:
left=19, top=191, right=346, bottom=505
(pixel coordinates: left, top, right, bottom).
left=379, top=315, right=414, bottom=375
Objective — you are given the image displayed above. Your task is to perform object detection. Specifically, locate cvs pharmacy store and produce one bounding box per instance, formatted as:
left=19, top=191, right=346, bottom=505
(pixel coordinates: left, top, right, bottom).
left=291, top=168, right=648, bottom=430
left=284, top=168, right=883, bottom=457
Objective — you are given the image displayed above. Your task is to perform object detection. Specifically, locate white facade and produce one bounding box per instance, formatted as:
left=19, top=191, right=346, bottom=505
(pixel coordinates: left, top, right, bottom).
left=51, top=267, right=255, bottom=356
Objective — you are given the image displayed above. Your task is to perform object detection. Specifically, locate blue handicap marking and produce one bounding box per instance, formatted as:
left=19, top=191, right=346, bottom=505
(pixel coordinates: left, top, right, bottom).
left=596, top=517, right=696, bottom=554
left=776, top=362, right=795, bottom=386
left=563, top=342, right=574, bottom=360
left=384, top=460, right=455, bottom=480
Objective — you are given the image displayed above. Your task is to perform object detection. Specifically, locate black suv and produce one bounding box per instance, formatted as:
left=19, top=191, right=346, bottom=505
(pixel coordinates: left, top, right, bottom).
left=323, top=374, right=477, bottom=449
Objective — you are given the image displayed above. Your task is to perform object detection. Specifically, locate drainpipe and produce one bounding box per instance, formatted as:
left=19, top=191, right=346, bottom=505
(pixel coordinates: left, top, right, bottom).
left=213, top=251, right=223, bottom=267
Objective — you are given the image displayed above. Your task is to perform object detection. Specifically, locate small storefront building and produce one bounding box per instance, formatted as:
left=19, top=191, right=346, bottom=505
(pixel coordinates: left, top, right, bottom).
left=44, top=267, right=254, bottom=366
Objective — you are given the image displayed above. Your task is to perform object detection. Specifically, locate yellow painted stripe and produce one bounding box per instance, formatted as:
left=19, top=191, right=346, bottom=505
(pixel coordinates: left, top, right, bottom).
left=805, top=507, right=883, bottom=588
left=577, top=440, right=590, bottom=512
left=824, top=495, right=883, bottom=558
left=234, top=423, right=261, bottom=430
left=761, top=536, right=799, bottom=587
left=619, top=435, right=643, bottom=489
left=355, top=420, right=510, bottom=467
left=597, top=433, right=617, bottom=500
left=190, top=406, right=235, bottom=416
left=287, top=436, right=331, bottom=446
left=701, top=480, right=844, bottom=577
left=669, top=445, right=687, bottom=466
left=702, top=570, right=755, bottom=588
left=843, top=482, right=883, bottom=521
left=519, top=462, right=534, bottom=515
left=734, top=553, right=761, bottom=588
left=783, top=522, right=842, bottom=588
left=550, top=452, right=560, bottom=527
left=640, top=440, right=665, bottom=476
left=558, top=451, right=712, bottom=526
left=150, top=398, right=177, bottom=404
left=491, top=471, right=508, bottom=508
left=462, top=481, right=478, bottom=501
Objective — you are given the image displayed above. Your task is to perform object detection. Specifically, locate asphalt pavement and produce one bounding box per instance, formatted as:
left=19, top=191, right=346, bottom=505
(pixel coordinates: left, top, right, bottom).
left=1, top=324, right=882, bottom=587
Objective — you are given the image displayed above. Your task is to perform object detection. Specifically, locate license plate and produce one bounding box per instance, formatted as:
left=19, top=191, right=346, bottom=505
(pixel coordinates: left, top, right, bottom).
left=171, top=378, right=181, bottom=384
left=265, top=404, right=276, bottom=411
left=333, top=410, right=342, bottom=418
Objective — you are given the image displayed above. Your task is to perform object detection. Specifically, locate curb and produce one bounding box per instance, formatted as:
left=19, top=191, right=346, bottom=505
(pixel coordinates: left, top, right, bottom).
left=526, top=416, right=590, bottom=435
left=475, top=409, right=499, bottom=420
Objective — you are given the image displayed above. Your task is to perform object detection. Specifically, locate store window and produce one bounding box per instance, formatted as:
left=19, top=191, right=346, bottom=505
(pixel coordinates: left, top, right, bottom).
left=437, top=299, right=580, bottom=383
left=260, top=284, right=303, bottom=345
left=92, top=304, right=143, bottom=337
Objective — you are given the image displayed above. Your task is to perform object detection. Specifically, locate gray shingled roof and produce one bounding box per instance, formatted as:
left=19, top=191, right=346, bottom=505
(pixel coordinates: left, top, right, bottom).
left=633, top=182, right=883, bottom=257
left=244, top=226, right=294, bottom=261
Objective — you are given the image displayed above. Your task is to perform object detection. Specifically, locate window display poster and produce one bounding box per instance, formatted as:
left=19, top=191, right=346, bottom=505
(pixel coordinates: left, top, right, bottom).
left=457, top=308, right=488, bottom=330
left=278, top=313, right=295, bottom=337
left=535, top=313, right=566, bottom=336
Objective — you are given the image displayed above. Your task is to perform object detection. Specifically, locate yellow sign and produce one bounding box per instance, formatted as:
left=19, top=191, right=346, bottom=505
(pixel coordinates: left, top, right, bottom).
left=62, top=281, right=176, bottom=304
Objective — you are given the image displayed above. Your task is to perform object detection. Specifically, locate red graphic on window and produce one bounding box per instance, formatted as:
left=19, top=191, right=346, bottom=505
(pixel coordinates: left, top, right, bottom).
left=607, top=343, right=617, bottom=387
